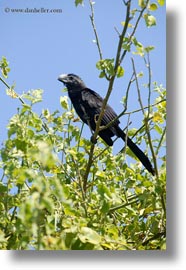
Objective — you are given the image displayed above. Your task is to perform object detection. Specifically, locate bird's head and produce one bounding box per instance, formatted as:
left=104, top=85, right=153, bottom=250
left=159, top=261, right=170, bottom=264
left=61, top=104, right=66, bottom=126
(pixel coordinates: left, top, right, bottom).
left=58, top=73, right=86, bottom=90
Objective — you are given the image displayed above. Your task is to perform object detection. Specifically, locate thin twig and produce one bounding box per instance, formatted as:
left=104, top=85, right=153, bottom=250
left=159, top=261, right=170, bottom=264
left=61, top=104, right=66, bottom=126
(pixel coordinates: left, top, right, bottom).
left=114, top=0, right=131, bottom=69
left=98, top=96, right=166, bottom=133
left=120, top=0, right=150, bottom=64
left=144, top=53, right=152, bottom=120
left=89, top=0, right=103, bottom=60
left=156, top=126, right=166, bottom=155
left=122, top=99, right=166, bottom=116
left=109, top=199, right=139, bottom=213
left=0, top=76, right=25, bottom=104
left=131, top=57, right=158, bottom=176
left=77, top=122, right=85, bottom=152
left=123, top=72, right=135, bottom=112
left=142, top=231, right=166, bottom=246
left=131, top=58, right=145, bottom=114
left=121, top=113, right=131, bottom=156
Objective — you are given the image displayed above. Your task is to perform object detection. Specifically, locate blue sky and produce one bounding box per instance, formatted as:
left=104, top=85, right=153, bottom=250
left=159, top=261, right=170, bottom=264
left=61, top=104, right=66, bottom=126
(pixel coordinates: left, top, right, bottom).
left=0, top=0, right=166, bottom=152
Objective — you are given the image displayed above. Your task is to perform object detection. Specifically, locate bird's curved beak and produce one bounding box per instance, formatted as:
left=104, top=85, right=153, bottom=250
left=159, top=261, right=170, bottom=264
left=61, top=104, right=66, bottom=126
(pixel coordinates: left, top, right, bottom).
left=58, top=74, right=68, bottom=83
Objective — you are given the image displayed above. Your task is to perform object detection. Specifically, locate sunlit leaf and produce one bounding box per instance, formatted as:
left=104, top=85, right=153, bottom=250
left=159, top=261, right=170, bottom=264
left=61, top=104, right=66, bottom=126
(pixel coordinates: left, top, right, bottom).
left=158, top=0, right=165, bottom=6
left=138, top=0, right=146, bottom=8
left=144, top=46, right=155, bottom=53
left=121, top=21, right=133, bottom=28
left=149, top=3, right=158, bottom=11
left=116, top=66, right=125, bottom=78
left=153, top=112, right=164, bottom=123
left=79, top=227, right=101, bottom=245
left=75, top=0, right=84, bottom=7
left=154, top=124, right=162, bottom=134
left=60, top=96, right=69, bottom=110
left=143, top=14, right=157, bottom=27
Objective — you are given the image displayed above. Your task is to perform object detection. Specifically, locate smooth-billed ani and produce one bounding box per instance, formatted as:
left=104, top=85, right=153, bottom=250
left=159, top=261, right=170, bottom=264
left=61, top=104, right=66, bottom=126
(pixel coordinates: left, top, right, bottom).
left=58, top=73, right=155, bottom=175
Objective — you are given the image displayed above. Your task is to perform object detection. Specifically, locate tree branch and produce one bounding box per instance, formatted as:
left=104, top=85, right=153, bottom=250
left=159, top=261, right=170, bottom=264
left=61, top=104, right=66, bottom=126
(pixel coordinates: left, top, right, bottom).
left=120, top=0, right=150, bottom=64
left=0, top=77, right=51, bottom=136
left=89, top=0, right=103, bottom=60
left=83, top=0, right=132, bottom=193
left=131, top=57, right=158, bottom=176
left=142, top=231, right=166, bottom=246
left=0, top=76, right=25, bottom=104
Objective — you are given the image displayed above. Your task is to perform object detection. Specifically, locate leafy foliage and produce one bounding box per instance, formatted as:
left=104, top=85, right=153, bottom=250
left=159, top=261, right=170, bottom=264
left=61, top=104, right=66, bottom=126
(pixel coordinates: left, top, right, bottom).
left=0, top=0, right=166, bottom=250
left=143, top=13, right=156, bottom=27
left=0, top=84, right=166, bottom=250
left=0, top=57, right=10, bottom=78
left=75, top=0, right=84, bottom=7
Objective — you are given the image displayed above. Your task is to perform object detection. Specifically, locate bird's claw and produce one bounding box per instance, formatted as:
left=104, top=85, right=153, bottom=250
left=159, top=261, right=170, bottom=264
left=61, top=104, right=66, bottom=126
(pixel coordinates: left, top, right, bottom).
left=94, top=114, right=99, bottom=123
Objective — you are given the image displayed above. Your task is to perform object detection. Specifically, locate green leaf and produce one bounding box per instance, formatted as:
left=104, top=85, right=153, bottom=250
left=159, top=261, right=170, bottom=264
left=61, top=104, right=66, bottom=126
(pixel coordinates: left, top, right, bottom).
left=128, top=128, right=138, bottom=137
left=132, top=37, right=145, bottom=57
left=99, top=71, right=105, bottom=78
left=154, top=124, right=162, bottom=134
left=149, top=3, right=158, bottom=11
left=144, top=46, right=155, bottom=53
left=0, top=58, right=166, bottom=251
left=6, top=86, right=18, bottom=99
left=121, top=21, right=133, bottom=28
left=158, top=0, right=165, bottom=6
left=21, top=89, right=43, bottom=104
left=75, top=0, right=84, bottom=7
left=133, top=45, right=145, bottom=57
left=97, top=183, right=111, bottom=197
left=122, top=37, right=131, bottom=51
left=116, top=66, right=125, bottom=78
left=31, top=89, right=43, bottom=104
left=143, top=14, right=157, bottom=27
left=96, top=171, right=105, bottom=179
left=96, top=59, right=115, bottom=77
left=138, top=71, right=144, bottom=77
left=132, top=37, right=143, bottom=47
left=101, top=200, right=110, bottom=214
left=0, top=56, right=10, bottom=78
left=21, top=103, right=31, bottom=112
left=79, top=227, right=101, bottom=245
left=60, top=96, right=69, bottom=110
left=153, top=112, right=164, bottom=123
left=138, top=0, right=146, bottom=8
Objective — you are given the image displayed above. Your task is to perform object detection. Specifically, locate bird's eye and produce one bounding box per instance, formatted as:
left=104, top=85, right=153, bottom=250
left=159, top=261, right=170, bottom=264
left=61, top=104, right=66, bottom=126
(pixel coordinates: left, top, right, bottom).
left=69, top=76, right=74, bottom=80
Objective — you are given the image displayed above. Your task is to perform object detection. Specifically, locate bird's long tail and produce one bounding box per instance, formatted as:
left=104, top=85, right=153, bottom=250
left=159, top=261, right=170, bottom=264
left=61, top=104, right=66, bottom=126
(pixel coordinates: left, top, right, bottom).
left=116, top=127, right=155, bottom=175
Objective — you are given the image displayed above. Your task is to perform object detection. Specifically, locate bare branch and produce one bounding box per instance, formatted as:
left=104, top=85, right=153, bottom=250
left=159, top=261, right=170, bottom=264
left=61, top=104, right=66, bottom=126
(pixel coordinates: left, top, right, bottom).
left=156, top=126, right=166, bottom=155
left=89, top=0, right=103, bottom=60
left=131, top=57, right=158, bottom=176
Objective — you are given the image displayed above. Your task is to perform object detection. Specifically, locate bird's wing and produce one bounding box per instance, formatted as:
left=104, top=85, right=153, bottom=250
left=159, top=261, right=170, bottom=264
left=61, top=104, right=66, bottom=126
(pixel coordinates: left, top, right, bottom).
left=81, top=88, right=119, bottom=126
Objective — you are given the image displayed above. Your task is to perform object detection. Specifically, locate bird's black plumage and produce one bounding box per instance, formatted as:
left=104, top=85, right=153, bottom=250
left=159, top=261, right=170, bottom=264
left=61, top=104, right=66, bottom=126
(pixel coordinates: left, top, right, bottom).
left=58, top=73, right=155, bottom=175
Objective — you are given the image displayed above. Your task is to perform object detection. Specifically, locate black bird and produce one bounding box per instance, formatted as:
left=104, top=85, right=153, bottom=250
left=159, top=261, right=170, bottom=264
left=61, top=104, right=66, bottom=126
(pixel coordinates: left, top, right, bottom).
left=58, top=73, right=155, bottom=175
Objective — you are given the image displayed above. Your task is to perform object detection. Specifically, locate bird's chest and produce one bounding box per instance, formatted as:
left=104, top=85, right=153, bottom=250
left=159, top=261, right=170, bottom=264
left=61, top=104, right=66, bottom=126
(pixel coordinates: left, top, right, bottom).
left=68, top=91, right=93, bottom=124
